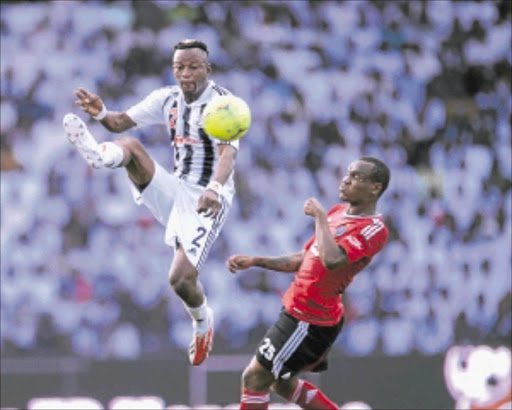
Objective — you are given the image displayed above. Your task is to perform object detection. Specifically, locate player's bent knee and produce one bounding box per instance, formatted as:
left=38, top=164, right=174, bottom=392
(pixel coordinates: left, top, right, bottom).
left=115, top=136, right=147, bottom=157
left=169, top=271, right=196, bottom=295
left=168, top=272, right=185, bottom=290
left=242, top=365, right=257, bottom=388
left=242, top=360, right=274, bottom=391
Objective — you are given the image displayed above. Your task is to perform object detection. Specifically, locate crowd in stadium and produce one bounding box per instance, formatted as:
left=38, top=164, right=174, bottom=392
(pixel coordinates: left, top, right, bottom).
left=1, top=0, right=510, bottom=360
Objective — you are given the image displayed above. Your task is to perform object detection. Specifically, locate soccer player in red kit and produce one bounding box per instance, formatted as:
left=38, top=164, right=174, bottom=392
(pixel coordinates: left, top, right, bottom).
left=227, top=157, right=390, bottom=410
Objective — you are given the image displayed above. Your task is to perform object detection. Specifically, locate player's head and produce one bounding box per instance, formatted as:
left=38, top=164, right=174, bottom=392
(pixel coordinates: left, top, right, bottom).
left=339, top=157, right=390, bottom=204
left=359, top=157, right=390, bottom=197
left=172, top=39, right=211, bottom=101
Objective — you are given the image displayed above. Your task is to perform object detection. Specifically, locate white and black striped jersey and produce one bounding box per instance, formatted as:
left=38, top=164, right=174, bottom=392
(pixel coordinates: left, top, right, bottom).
left=126, top=80, right=238, bottom=201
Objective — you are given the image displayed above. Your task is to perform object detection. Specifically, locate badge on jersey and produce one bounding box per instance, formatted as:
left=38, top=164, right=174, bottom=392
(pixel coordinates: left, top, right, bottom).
left=334, top=226, right=346, bottom=237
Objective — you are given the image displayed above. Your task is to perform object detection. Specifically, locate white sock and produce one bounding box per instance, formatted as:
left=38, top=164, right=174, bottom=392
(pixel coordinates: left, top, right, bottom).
left=99, top=142, right=124, bottom=168
left=185, top=298, right=210, bottom=334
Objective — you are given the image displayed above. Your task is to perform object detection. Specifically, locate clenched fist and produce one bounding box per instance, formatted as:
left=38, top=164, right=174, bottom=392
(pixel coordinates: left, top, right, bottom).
left=303, top=197, right=326, bottom=218
left=226, top=255, right=254, bottom=274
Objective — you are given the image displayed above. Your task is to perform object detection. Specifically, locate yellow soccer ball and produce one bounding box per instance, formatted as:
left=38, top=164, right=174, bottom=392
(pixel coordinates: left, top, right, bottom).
left=202, top=95, right=251, bottom=141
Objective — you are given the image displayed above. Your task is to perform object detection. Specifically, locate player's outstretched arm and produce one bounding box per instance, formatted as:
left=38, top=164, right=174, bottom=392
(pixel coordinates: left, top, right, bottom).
left=226, top=252, right=304, bottom=274
left=74, top=88, right=136, bottom=133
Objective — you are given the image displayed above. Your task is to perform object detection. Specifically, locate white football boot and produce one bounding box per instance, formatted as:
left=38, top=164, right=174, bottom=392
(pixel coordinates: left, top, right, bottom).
left=62, top=113, right=103, bottom=168
left=188, top=307, right=214, bottom=365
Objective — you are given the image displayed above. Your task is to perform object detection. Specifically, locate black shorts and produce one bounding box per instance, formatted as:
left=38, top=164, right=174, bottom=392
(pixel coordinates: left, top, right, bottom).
left=255, top=309, right=344, bottom=380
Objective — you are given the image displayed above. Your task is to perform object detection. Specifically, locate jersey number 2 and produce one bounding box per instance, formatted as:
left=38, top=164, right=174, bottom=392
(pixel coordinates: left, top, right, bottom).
left=192, top=227, right=207, bottom=248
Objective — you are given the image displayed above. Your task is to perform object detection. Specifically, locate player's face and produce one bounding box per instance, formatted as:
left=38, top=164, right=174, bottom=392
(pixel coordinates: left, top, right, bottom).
left=172, top=48, right=211, bottom=101
left=339, top=160, right=381, bottom=204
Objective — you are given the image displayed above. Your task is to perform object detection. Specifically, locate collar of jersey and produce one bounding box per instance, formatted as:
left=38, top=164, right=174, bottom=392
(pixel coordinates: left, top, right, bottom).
left=181, top=80, right=215, bottom=107
left=342, top=211, right=382, bottom=219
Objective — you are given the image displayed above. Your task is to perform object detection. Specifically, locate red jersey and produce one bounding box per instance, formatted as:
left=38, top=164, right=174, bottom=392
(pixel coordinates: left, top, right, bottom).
left=283, top=204, right=388, bottom=326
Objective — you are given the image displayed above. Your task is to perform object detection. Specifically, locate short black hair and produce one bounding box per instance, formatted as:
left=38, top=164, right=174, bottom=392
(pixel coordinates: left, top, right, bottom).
left=359, top=156, right=390, bottom=197
left=174, top=39, right=209, bottom=55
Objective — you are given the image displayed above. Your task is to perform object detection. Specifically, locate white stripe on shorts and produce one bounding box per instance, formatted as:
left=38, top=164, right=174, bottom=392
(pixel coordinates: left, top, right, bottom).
left=196, top=195, right=229, bottom=271
left=271, top=321, right=309, bottom=379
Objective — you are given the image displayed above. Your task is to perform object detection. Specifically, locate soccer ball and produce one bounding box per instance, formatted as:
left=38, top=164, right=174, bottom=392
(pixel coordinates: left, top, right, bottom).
left=202, top=95, right=251, bottom=141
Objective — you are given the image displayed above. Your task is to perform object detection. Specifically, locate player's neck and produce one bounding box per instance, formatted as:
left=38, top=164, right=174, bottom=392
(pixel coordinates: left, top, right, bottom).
left=346, top=203, right=377, bottom=217
left=184, top=81, right=209, bottom=104
left=184, top=93, right=198, bottom=104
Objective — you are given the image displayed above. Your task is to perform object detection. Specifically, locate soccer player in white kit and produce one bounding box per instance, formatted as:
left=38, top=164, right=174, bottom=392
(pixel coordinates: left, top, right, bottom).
left=63, top=39, right=239, bottom=365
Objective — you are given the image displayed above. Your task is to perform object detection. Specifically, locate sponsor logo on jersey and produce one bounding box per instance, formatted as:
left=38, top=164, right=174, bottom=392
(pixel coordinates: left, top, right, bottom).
left=174, top=135, right=203, bottom=146
left=346, top=235, right=363, bottom=250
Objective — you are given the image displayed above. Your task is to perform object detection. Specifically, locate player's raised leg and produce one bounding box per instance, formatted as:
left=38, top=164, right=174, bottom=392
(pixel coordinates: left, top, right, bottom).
left=169, top=246, right=214, bottom=366
left=62, top=113, right=155, bottom=188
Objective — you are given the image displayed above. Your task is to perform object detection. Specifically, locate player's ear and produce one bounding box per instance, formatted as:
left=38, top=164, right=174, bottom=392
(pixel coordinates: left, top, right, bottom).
left=207, top=63, right=212, bottom=74
left=372, top=182, right=382, bottom=197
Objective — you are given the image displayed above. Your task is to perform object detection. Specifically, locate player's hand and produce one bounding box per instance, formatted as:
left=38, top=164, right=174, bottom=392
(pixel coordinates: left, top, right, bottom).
left=304, top=197, right=326, bottom=218
left=197, top=190, right=221, bottom=218
left=74, top=88, right=104, bottom=117
left=226, top=255, right=254, bottom=273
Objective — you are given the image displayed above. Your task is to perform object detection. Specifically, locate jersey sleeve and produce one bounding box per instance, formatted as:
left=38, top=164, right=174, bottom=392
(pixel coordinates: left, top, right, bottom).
left=303, top=235, right=315, bottom=251
left=126, top=87, right=170, bottom=127
left=337, top=222, right=388, bottom=263
left=328, top=204, right=344, bottom=216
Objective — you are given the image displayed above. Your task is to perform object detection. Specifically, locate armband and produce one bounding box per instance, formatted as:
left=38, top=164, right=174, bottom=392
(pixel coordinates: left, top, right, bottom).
left=92, top=104, right=107, bottom=121
left=206, top=180, right=223, bottom=197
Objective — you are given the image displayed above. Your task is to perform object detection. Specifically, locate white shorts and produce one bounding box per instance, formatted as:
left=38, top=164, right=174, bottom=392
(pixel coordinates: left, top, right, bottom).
left=130, top=161, right=231, bottom=271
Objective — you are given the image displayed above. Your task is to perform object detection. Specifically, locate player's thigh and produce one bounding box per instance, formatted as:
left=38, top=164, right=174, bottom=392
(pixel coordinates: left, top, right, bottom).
left=242, top=356, right=276, bottom=391
left=131, top=161, right=177, bottom=226
left=168, top=245, right=198, bottom=284
left=165, top=189, right=230, bottom=271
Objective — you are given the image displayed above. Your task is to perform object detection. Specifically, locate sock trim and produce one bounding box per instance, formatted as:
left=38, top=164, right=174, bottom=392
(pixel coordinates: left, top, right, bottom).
left=185, top=297, right=208, bottom=321
left=100, top=141, right=124, bottom=168
left=241, top=389, right=270, bottom=404
left=289, top=379, right=304, bottom=403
